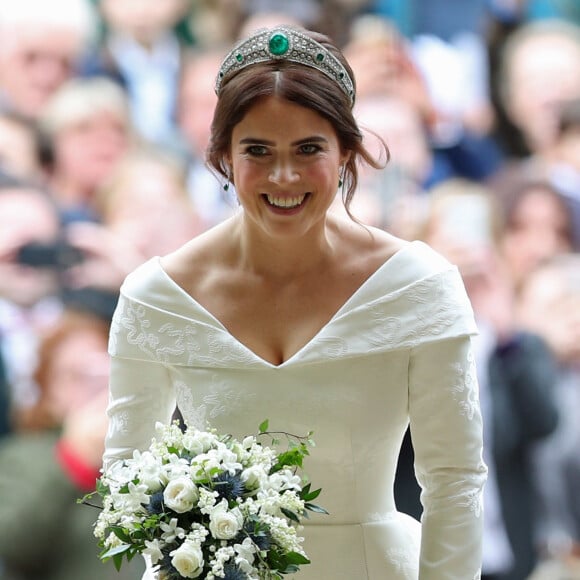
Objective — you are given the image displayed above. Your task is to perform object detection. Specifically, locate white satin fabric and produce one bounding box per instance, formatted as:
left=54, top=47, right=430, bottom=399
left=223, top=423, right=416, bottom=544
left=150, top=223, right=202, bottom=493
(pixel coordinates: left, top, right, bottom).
left=105, top=240, right=487, bottom=579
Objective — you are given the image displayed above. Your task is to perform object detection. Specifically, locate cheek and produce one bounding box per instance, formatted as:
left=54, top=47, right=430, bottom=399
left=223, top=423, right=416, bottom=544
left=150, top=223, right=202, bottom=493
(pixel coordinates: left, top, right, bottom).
left=233, top=163, right=266, bottom=192
left=302, top=158, right=341, bottom=191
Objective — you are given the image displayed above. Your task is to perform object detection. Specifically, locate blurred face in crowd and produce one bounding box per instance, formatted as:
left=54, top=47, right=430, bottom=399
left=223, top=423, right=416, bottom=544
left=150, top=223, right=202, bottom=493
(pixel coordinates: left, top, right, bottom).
left=504, top=33, right=580, bottom=153
left=103, top=156, right=200, bottom=257
left=101, top=0, right=188, bottom=46
left=0, top=188, right=60, bottom=306
left=51, top=110, right=130, bottom=200
left=43, top=324, right=109, bottom=419
left=355, top=95, right=431, bottom=185
left=0, top=26, right=83, bottom=118
left=178, top=52, right=221, bottom=158
left=517, top=259, right=580, bottom=363
left=501, top=185, right=573, bottom=287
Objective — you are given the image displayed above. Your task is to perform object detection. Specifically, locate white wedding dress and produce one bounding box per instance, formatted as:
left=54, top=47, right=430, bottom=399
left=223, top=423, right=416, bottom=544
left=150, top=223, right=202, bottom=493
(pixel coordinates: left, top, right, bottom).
left=104, top=240, right=487, bottom=579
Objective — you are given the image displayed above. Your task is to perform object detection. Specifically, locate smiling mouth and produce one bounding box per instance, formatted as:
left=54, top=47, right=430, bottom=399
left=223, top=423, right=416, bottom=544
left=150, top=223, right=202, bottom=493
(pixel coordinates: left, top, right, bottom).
left=263, top=193, right=309, bottom=209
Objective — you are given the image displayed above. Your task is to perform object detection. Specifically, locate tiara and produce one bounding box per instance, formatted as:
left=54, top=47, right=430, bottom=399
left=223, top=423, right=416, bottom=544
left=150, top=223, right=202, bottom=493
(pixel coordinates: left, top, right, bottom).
left=214, top=27, right=355, bottom=106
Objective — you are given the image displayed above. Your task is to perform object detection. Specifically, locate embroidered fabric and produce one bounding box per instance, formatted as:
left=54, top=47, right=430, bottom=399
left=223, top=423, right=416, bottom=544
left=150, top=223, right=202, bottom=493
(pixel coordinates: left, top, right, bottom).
left=104, top=240, right=487, bottom=579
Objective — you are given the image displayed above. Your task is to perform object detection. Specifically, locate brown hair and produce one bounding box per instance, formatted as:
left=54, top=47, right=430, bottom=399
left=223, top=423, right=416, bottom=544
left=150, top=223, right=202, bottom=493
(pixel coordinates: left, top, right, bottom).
left=15, top=309, right=110, bottom=432
left=206, top=27, right=387, bottom=215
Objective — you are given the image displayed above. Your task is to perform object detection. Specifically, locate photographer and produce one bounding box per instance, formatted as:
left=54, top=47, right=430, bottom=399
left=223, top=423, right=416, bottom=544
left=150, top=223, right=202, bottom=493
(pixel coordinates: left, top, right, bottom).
left=0, top=174, right=64, bottom=424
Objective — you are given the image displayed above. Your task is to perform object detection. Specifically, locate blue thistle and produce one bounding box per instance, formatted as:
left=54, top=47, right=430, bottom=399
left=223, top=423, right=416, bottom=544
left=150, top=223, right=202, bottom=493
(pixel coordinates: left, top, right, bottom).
left=157, top=554, right=179, bottom=580
left=223, top=562, right=248, bottom=580
left=146, top=491, right=165, bottom=514
left=243, top=519, right=272, bottom=551
left=213, top=471, right=245, bottom=501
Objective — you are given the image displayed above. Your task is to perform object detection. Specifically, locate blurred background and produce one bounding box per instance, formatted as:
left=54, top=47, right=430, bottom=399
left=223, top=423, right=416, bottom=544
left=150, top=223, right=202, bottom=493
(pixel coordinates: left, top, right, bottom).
left=0, top=1, right=579, bottom=579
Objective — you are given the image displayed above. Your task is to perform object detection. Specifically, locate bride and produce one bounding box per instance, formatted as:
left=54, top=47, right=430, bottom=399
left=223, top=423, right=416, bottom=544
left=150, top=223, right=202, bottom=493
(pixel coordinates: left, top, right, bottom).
left=104, top=25, right=487, bottom=579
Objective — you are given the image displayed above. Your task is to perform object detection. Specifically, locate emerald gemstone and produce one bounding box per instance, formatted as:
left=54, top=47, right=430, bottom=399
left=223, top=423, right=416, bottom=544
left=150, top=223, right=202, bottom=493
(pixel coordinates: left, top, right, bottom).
left=235, top=53, right=243, bottom=63
left=269, top=33, right=289, bottom=56
left=315, top=52, right=324, bottom=62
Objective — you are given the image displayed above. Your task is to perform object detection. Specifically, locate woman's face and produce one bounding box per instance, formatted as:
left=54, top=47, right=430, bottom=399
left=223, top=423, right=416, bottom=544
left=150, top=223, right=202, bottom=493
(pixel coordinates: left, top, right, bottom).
left=502, top=187, right=572, bottom=286
left=229, top=96, right=347, bottom=239
left=54, top=110, right=130, bottom=193
left=45, top=327, right=110, bottom=419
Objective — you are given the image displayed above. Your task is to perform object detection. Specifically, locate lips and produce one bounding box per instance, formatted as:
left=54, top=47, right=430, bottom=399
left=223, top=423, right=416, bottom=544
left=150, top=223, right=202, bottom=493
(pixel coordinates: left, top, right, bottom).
left=264, top=193, right=308, bottom=209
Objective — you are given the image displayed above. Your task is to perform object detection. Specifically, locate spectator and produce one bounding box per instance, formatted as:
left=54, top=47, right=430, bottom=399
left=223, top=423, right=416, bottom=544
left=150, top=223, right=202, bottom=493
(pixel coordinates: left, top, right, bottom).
left=517, top=253, right=580, bottom=566
left=495, top=175, right=575, bottom=292
left=0, top=308, right=145, bottom=579
left=0, top=0, right=97, bottom=119
left=335, top=93, right=431, bottom=236
left=63, top=146, right=204, bottom=297
left=96, top=146, right=203, bottom=260
left=0, top=178, right=64, bottom=416
left=82, top=0, right=192, bottom=147
left=177, top=48, right=237, bottom=228
left=493, top=19, right=580, bottom=159
left=344, top=14, right=503, bottom=184
left=186, top=0, right=243, bottom=49
left=38, top=76, right=134, bottom=224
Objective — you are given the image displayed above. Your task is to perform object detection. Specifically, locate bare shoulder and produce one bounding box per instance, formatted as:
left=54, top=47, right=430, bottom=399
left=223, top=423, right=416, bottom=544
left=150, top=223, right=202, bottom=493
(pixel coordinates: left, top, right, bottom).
left=331, top=216, right=409, bottom=275
left=160, top=218, right=235, bottom=294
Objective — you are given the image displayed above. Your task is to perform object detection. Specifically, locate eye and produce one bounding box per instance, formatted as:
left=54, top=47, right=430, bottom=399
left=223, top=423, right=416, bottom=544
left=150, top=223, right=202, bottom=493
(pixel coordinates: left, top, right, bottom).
left=299, top=143, right=322, bottom=155
left=244, top=145, right=269, bottom=156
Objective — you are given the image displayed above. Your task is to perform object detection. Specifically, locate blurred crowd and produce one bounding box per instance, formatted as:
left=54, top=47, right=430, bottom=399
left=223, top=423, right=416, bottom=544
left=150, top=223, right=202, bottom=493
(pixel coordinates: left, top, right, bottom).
left=0, top=0, right=579, bottom=579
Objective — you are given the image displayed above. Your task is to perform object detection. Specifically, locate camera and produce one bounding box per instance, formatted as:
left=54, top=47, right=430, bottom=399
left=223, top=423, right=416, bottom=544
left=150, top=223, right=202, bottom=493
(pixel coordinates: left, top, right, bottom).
left=16, top=240, right=84, bottom=270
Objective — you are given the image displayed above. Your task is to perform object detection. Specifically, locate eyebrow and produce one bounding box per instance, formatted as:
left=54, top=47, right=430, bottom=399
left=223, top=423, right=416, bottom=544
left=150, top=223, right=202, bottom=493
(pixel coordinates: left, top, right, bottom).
left=238, top=135, right=329, bottom=146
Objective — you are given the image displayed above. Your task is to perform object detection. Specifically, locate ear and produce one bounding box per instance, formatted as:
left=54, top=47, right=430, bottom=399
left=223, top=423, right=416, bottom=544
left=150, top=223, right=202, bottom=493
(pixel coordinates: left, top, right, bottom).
left=222, top=155, right=233, bottom=177
left=340, top=150, right=352, bottom=167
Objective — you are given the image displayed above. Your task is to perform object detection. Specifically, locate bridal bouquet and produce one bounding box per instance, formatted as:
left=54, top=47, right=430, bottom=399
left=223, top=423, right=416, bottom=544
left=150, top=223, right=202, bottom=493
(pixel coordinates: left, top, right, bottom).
left=85, top=420, right=326, bottom=579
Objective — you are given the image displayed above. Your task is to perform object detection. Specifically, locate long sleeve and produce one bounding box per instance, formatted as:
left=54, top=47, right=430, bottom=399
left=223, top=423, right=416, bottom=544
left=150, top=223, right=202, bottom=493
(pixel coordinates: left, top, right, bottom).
left=104, top=355, right=176, bottom=471
left=103, top=290, right=178, bottom=471
left=409, top=335, right=487, bottom=579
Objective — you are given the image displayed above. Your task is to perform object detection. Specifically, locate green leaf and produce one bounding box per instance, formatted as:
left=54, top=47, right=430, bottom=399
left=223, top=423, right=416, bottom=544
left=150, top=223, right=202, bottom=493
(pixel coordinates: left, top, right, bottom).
left=299, top=484, right=322, bottom=501
left=100, top=543, right=131, bottom=560
left=96, top=478, right=110, bottom=496
left=110, top=525, right=133, bottom=543
left=305, top=502, right=329, bottom=514
left=272, top=448, right=305, bottom=471
left=280, top=507, right=300, bottom=523
left=284, top=551, right=311, bottom=565
left=112, top=551, right=125, bottom=572
left=259, top=419, right=269, bottom=433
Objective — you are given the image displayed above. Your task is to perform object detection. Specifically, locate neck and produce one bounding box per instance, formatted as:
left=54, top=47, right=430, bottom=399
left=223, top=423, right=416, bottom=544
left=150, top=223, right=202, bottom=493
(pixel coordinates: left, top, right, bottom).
left=232, top=214, right=338, bottom=280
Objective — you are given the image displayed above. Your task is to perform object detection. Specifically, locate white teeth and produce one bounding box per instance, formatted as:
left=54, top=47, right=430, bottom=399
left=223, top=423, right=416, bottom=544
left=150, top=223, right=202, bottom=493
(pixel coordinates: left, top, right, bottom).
left=266, top=194, right=306, bottom=208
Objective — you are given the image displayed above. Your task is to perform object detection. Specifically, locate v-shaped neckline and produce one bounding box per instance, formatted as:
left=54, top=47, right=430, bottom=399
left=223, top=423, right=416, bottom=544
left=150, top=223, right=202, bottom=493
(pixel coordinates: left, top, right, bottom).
left=155, top=241, right=415, bottom=368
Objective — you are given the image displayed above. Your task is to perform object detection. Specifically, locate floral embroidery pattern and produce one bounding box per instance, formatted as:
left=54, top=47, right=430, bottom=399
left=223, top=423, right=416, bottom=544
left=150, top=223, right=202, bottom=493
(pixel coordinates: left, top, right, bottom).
left=450, top=350, right=479, bottom=420
left=110, top=268, right=477, bottom=369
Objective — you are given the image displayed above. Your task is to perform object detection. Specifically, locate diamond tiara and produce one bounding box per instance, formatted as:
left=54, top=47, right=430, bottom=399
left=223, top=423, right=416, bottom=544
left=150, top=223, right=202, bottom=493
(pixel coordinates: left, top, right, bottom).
left=214, top=27, right=355, bottom=106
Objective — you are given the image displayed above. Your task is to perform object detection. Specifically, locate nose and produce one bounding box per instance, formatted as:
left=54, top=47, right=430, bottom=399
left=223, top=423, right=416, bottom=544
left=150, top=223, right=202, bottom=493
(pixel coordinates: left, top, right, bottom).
left=268, top=158, right=299, bottom=184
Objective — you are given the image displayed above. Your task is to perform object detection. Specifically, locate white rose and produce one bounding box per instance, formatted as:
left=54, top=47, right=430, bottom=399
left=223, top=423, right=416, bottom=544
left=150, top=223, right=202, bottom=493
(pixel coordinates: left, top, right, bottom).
left=241, top=465, right=267, bottom=489
left=163, top=476, right=199, bottom=513
left=209, top=499, right=244, bottom=540
left=170, top=540, right=204, bottom=578
left=184, top=431, right=218, bottom=455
